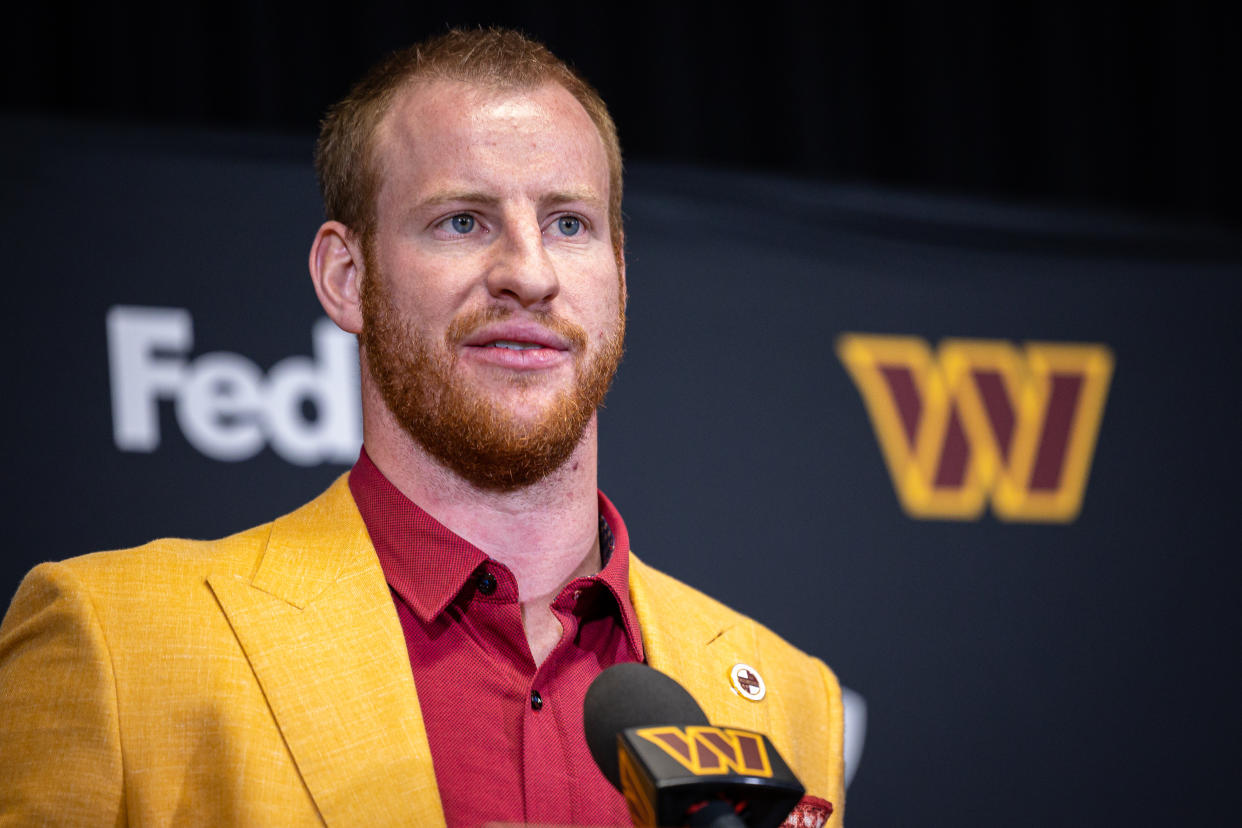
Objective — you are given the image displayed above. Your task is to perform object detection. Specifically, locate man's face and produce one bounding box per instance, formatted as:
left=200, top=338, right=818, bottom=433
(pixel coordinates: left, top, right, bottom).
left=359, top=79, right=625, bottom=490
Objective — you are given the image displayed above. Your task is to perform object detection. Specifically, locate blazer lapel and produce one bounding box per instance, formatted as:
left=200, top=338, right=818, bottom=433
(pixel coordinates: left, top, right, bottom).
left=208, top=476, right=445, bottom=828
left=629, top=554, right=772, bottom=737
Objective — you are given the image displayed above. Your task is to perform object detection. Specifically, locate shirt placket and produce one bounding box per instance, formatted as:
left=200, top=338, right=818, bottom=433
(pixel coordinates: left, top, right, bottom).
left=520, top=589, right=583, bottom=826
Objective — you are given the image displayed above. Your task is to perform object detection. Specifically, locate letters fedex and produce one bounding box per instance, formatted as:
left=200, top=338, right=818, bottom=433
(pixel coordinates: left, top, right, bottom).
left=107, top=306, right=360, bottom=465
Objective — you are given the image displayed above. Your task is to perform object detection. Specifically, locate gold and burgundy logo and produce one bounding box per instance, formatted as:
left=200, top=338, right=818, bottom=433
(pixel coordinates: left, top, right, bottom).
left=634, top=726, right=774, bottom=777
left=837, top=334, right=1114, bottom=522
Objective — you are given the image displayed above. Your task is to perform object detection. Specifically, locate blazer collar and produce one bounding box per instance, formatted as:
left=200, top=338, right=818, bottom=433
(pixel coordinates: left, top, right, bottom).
left=207, top=474, right=445, bottom=828
left=206, top=475, right=767, bottom=826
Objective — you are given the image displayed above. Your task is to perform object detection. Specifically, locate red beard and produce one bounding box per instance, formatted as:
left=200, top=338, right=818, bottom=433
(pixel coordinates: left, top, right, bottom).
left=359, top=272, right=625, bottom=491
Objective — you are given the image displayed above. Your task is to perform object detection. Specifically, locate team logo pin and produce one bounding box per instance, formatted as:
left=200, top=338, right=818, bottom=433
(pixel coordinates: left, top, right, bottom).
left=730, top=663, right=766, bottom=701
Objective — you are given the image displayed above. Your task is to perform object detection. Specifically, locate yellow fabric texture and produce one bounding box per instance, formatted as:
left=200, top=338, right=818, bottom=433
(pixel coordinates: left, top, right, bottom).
left=0, top=475, right=843, bottom=827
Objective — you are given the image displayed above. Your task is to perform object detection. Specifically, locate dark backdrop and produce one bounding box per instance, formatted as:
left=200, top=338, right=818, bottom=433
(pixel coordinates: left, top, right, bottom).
left=5, top=2, right=1239, bottom=225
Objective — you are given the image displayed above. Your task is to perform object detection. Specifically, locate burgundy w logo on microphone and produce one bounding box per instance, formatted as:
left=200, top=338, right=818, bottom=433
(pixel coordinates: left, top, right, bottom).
left=634, top=726, right=774, bottom=777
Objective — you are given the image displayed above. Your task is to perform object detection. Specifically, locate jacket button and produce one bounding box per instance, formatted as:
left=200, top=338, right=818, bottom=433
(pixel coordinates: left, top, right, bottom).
left=530, top=690, right=543, bottom=711
left=477, top=572, right=498, bottom=596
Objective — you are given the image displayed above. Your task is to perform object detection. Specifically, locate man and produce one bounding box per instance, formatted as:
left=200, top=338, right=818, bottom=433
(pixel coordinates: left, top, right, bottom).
left=0, top=29, right=844, bottom=827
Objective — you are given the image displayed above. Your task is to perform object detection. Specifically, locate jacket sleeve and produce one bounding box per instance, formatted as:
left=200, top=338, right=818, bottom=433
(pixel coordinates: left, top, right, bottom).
left=0, top=562, right=126, bottom=827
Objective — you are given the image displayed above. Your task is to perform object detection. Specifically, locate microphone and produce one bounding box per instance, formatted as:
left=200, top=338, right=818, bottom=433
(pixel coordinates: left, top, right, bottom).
left=583, top=663, right=805, bottom=828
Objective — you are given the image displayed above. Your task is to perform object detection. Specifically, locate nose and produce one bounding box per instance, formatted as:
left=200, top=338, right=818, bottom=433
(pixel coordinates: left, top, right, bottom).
left=484, top=218, right=559, bottom=307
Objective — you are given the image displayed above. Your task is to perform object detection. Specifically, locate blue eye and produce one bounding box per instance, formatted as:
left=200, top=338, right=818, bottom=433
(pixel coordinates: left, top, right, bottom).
left=448, top=214, right=475, bottom=234
left=556, top=216, right=582, bottom=236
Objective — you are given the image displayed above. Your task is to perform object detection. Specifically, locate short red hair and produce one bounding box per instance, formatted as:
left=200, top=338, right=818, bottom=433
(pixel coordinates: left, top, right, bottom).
left=315, top=28, right=624, bottom=260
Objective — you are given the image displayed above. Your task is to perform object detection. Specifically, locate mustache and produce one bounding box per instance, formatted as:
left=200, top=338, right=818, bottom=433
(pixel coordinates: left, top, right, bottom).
left=446, top=305, right=589, bottom=351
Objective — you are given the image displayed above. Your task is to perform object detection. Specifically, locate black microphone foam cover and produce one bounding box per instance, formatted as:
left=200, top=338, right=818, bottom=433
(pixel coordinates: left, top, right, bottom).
left=583, top=662, right=710, bottom=790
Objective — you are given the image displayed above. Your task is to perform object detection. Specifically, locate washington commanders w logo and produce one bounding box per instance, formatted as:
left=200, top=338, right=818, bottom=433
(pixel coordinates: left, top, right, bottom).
left=635, top=726, right=774, bottom=777
left=837, top=334, right=1113, bottom=522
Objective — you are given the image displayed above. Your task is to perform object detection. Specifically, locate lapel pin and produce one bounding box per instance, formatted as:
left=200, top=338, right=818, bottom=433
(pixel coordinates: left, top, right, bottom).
left=730, top=663, right=766, bottom=701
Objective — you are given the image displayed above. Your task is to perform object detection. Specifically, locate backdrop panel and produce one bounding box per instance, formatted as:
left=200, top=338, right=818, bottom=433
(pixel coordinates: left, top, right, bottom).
left=3, top=116, right=1239, bottom=827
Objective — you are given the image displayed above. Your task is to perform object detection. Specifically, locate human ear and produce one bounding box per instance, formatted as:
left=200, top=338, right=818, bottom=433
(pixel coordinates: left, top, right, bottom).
left=308, top=221, right=365, bottom=334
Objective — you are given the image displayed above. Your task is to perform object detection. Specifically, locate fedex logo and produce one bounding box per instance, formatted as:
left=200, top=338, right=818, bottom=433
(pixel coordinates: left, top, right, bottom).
left=837, top=334, right=1113, bottom=522
left=107, top=306, right=361, bottom=466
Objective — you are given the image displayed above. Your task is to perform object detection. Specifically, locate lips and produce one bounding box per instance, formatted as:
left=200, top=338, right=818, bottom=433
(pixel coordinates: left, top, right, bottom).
left=452, top=318, right=580, bottom=373
left=485, top=340, right=544, bottom=351
left=459, top=321, right=573, bottom=352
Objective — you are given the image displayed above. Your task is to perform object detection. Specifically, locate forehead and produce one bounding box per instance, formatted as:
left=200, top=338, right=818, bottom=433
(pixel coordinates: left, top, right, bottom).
left=372, top=79, right=610, bottom=206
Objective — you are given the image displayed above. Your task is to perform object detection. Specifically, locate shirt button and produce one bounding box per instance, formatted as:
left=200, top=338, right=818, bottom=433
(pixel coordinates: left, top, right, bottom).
left=530, top=690, right=543, bottom=711
left=477, top=572, right=497, bottom=596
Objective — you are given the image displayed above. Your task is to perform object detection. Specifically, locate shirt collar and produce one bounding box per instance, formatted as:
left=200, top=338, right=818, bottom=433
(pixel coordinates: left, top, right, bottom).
left=349, top=448, right=643, bottom=661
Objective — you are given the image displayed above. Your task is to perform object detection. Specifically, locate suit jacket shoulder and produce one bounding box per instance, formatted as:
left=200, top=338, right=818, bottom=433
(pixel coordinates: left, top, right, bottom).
left=0, top=475, right=443, bottom=827
left=630, top=555, right=845, bottom=825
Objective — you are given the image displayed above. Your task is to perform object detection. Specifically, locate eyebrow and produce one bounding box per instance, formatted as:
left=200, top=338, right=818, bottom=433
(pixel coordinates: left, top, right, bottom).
left=419, top=190, right=502, bottom=209
left=543, top=190, right=606, bottom=210
left=417, top=189, right=605, bottom=211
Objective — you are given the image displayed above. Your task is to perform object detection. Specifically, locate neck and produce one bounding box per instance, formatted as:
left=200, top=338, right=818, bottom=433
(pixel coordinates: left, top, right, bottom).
left=363, top=411, right=604, bottom=608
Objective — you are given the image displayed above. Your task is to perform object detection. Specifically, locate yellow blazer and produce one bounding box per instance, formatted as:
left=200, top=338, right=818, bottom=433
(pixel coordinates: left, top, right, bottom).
left=0, top=476, right=844, bottom=827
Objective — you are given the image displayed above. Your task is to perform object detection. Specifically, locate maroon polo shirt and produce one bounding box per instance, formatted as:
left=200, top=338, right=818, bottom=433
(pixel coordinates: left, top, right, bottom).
left=349, top=449, right=643, bottom=828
